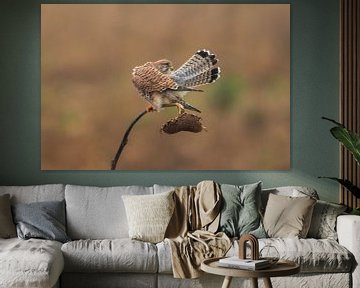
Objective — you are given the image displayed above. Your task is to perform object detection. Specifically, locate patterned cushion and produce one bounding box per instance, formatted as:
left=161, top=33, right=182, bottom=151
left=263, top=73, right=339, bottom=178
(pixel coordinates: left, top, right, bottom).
left=307, top=200, right=347, bottom=240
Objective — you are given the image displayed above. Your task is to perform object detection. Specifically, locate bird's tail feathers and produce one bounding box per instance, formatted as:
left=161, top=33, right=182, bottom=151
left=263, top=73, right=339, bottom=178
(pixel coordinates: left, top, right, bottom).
left=181, top=67, right=220, bottom=88
left=172, top=49, right=221, bottom=87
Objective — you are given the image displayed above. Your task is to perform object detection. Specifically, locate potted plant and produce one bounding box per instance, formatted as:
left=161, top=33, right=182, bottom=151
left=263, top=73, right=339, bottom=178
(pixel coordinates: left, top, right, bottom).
left=320, top=117, right=360, bottom=215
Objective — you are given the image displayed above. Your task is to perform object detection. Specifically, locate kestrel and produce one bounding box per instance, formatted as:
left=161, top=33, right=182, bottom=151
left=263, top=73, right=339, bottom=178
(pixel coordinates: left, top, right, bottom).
left=132, top=49, right=220, bottom=114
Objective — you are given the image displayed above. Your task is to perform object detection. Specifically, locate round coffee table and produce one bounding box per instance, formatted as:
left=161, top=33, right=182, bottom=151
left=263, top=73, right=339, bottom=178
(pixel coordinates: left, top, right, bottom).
left=201, top=257, right=300, bottom=288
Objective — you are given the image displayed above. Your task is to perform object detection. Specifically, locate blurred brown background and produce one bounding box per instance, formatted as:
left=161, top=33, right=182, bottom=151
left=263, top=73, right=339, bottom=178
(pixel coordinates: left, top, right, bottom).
left=41, top=4, right=290, bottom=170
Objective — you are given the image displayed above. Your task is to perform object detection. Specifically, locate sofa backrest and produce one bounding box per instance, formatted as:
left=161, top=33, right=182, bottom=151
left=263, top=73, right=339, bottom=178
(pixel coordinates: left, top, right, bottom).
left=0, top=184, right=320, bottom=240
left=0, top=184, right=65, bottom=204
left=153, top=184, right=176, bottom=194
left=65, top=184, right=153, bottom=239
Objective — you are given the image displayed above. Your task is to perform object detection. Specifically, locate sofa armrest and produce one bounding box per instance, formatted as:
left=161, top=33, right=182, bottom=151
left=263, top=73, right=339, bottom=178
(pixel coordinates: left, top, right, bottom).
left=337, top=215, right=360, bottom=288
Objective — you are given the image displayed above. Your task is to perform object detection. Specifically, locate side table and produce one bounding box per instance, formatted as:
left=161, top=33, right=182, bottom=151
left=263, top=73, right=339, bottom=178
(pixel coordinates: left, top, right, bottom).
left=201, top=257, right=300, bottom=288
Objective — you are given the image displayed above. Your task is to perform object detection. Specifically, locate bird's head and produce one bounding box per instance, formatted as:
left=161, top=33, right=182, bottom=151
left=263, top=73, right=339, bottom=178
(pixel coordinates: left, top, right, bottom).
left=153, top=59, right=174, bottom=74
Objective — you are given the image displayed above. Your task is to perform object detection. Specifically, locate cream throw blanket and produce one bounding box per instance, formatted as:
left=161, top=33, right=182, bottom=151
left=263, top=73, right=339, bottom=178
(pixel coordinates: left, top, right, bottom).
left=165, top=181, right=231, bottom=278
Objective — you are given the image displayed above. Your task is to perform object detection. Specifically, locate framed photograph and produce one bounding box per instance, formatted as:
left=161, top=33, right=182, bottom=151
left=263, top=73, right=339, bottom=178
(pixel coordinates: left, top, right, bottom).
left=41, top=4, right=290, bottom=170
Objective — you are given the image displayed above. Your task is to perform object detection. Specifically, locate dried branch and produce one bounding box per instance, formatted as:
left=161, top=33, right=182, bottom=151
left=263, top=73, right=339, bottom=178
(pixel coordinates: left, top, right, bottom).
left=111, top=110, right=149, bottom=170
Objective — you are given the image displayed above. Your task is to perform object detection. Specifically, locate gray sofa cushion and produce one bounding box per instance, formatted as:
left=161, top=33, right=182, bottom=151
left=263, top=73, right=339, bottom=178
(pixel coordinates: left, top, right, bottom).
left=157, top=237, right=353, bottom=274
left=230, top=238, right=353, bottom=273
left=0, top=238, right=64, bottom=288
left=0, top=184, right=65, bottom=204
left=61, top=239, right=158, bottom=273
left=65, top=185, right=153, bottom=239
left=12, top=200, right=70, bottom=243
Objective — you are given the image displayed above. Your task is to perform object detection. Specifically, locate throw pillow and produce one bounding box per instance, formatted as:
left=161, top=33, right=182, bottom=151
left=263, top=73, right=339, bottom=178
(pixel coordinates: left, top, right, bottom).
left=12, top=200, right=70, bottom=243
left=307, top=200, right=347, bottom=240
left=0, top=194, right=16, bottom=238
left=122, top=190, right=175, bottom=243
left=263, top=193, right=316, bottom=238
left=218, top=182, right=266, bottom=238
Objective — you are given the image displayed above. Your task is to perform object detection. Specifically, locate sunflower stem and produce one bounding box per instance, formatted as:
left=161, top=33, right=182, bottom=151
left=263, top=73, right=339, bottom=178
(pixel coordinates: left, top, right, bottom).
left=111, top=109, right=150, bottom=170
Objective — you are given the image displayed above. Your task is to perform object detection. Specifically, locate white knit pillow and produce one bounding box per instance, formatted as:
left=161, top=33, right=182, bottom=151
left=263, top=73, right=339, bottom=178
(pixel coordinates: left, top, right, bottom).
left=122, top=191, right=175, bottom=243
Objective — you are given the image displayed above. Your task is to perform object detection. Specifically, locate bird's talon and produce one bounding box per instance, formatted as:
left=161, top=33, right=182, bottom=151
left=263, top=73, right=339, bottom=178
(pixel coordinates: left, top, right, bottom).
left=147, top=106, right=155, bottom=112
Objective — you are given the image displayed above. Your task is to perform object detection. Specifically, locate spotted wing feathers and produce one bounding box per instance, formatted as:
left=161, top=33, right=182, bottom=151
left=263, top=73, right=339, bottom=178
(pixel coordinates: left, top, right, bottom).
left=132, top=62, right=178, bottom=93
left=171, top=49, right=221, bottom=88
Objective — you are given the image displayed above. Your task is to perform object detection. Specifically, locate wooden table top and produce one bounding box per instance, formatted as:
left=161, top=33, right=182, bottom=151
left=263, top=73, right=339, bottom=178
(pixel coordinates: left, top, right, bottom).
left=201, top=257, right=300, bottom=278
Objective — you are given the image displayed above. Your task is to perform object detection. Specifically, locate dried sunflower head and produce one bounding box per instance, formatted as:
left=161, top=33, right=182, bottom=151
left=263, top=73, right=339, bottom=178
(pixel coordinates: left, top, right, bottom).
left=161, top=113, right=206, bottom=134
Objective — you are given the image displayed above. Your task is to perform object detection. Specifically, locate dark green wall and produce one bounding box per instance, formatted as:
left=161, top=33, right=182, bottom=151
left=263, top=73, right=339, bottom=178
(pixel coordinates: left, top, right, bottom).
left=0, top=0, right=340, bottom=202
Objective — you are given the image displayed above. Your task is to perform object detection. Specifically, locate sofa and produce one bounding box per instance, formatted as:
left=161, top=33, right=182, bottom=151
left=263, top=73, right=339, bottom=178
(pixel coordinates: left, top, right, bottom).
left=0, top=183, right=359, bottom=288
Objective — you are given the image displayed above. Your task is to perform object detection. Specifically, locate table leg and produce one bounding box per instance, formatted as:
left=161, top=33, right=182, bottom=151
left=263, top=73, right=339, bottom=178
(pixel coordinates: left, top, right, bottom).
left=263, top=277, right=273, bottom=288
left=251, top=278, right=258, bottom=288
left=222, top=276, right=233, bottom=288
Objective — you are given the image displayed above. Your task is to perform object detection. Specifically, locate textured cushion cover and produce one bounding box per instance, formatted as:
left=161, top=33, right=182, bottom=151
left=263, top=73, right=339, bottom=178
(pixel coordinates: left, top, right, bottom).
left=122, top=191, right=175, bottom=243
left=61, top=239, right=158, bottom=273
left=308, top=200, right=347, bottom=240
left=65, top=185, right=153, bottom=239
left=0, top=238, right=64, bottom=288
left=0, top=194, right=16, bottom=238
left=218, top=182, right=266, bottom=238
left=12, top=200, right=70, bottom=243
left=263, top=193, right=316, bottom=238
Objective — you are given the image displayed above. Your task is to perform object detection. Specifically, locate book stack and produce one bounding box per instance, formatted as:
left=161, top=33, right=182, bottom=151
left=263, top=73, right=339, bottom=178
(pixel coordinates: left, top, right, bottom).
left=218, top=257, right=271, bottom=270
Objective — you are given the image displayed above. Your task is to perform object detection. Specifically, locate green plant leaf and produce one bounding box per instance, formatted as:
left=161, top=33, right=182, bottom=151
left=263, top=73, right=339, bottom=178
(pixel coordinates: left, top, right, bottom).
left=351, top=208, right=360, bottom=215
left=322, top=117, right=360, bottom=165
left=330, top=126, right=360, bottom=165
left=318, top=177, right=360, bottom=198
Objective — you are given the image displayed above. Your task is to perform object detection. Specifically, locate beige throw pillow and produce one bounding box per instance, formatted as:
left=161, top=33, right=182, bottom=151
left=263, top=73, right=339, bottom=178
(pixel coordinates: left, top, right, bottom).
left=122, top=191, right=175, bottom=243
left=263, top=193, right=316, bottom=238
left=0, top=194, right=16, bottom=238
